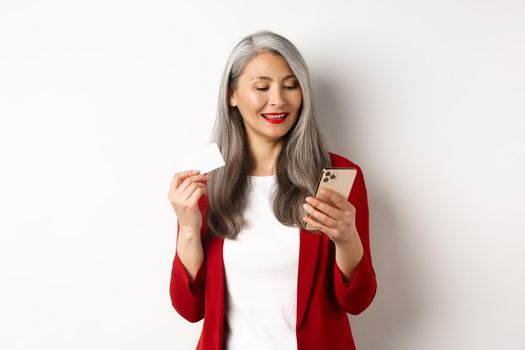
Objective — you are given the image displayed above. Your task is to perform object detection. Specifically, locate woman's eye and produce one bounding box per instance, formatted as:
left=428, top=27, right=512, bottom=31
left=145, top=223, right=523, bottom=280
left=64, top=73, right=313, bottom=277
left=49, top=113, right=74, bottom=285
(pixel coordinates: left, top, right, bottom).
left=255, top=85, right=297, bottom=91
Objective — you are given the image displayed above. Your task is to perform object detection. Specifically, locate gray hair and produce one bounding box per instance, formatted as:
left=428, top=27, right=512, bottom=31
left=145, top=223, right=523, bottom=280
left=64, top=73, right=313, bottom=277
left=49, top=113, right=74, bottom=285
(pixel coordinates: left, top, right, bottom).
left=206, top=30, right=331, bottom=239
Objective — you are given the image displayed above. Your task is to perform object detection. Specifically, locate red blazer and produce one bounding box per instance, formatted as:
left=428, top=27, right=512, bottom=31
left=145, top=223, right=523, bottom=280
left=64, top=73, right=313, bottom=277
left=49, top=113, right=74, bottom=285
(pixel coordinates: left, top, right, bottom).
left=170, top=152, right=377, bottom=350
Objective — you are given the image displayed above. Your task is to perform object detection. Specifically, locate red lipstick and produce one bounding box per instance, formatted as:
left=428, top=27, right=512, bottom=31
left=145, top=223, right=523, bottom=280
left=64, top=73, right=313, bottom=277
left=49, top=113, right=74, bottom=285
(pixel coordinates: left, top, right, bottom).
left=261, top=112, right=289, bottom=124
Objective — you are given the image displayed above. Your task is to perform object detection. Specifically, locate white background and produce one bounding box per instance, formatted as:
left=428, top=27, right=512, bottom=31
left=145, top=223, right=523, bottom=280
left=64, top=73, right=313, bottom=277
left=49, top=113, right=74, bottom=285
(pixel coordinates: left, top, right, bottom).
left=1, top=1, right=524, bottom=349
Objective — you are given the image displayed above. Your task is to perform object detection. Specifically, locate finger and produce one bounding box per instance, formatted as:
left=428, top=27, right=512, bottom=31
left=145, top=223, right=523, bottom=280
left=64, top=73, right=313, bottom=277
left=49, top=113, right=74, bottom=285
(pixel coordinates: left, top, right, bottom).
left=303, top=203, right=337, bottom=227
left=302, top=215, right=322, bottom=232
left=187, top=185, right=205, bottom=207
left=174, top=174, right=211, bottom=195
left=303, top=215, right=335, bottom=238
left=180, top=182, right=202, bottom=201
left=317, top=188, right=350, bottom=210
left=197, top=183, right=208, bottom=196
left=306, top=197, right=343, bottom=220
left=170, top=170, right=199, bottom=193
left=181, top=179, right=209, bottom=200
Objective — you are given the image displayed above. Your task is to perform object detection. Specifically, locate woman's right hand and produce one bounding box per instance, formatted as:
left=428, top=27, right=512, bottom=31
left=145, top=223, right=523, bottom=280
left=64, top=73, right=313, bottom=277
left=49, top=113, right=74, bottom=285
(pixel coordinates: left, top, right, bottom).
left=168, top=170, right=212, bottom=235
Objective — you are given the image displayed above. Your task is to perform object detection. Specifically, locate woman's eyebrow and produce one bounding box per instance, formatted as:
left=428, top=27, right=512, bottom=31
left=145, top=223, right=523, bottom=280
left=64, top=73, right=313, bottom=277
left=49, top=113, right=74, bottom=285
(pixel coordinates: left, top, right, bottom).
left=250, top=74, right=296, bottom=81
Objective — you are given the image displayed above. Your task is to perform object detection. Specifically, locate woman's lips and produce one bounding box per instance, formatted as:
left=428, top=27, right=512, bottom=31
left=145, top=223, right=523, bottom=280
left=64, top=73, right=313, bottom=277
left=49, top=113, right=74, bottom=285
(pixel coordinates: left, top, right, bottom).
left=261, top=113, right=289, bottom=124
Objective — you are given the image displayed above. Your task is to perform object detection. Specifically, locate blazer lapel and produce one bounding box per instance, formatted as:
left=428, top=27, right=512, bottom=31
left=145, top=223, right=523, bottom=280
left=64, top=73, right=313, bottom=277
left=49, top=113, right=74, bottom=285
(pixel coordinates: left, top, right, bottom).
left=296, top=228, right=322, bottom=328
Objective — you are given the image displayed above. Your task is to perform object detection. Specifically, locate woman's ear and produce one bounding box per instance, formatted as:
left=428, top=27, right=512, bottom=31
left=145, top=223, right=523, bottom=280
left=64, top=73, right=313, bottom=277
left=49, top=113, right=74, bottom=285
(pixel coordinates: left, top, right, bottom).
left=228, top=87, right=237, bottom=107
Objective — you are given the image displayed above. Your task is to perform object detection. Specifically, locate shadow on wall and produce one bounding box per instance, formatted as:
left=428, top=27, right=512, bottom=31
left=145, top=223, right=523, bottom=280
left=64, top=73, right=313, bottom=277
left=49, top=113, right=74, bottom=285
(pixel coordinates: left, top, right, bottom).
left=313, top=75, right=428, bottom=350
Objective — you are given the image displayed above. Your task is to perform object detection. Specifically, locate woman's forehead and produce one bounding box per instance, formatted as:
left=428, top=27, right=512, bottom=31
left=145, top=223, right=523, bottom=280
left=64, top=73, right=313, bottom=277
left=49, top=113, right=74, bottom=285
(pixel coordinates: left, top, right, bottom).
left=242, top=53, right=295, bottom=80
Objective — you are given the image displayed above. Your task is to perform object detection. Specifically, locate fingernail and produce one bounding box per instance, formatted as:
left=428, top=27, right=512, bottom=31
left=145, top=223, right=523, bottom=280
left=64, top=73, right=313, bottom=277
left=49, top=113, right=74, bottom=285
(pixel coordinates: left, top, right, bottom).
left=192, top=170, right=200, bottom=174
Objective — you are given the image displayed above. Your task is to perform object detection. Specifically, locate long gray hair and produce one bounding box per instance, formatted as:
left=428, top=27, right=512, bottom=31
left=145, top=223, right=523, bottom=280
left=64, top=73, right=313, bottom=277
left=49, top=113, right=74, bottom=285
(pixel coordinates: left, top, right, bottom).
left=206, top=30, right=331, bottom=239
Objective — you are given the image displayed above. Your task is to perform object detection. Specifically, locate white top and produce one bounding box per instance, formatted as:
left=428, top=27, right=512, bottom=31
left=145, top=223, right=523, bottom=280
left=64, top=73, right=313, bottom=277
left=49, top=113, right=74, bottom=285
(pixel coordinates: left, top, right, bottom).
left=223, top=175, right=300, bottom=350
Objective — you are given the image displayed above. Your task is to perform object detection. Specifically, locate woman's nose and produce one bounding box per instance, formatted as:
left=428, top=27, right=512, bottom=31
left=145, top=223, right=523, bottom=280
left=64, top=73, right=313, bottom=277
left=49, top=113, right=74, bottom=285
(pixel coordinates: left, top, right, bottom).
left=269, top=88, right=285, bottom=106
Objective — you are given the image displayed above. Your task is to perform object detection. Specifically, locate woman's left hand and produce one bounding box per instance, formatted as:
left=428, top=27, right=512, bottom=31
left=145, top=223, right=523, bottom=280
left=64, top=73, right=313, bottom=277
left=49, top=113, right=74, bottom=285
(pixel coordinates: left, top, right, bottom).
left=302, top=188, right=360, bottom=246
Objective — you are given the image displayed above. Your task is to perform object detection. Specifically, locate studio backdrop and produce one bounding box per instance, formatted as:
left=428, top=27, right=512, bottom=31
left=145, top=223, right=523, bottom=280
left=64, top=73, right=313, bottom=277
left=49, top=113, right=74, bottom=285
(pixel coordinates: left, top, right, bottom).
left=1, top=0, right=524, bottom=349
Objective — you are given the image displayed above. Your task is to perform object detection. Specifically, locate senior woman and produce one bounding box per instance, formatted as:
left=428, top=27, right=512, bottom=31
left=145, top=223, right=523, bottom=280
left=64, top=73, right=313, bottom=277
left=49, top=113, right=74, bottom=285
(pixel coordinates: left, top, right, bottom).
left=168, top=30, right=377, bottom=350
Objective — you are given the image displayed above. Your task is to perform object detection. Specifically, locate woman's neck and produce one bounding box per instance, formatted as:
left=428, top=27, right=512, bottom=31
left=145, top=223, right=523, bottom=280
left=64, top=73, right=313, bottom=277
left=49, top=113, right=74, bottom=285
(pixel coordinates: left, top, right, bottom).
left=248, top=138, right=282, bottom=176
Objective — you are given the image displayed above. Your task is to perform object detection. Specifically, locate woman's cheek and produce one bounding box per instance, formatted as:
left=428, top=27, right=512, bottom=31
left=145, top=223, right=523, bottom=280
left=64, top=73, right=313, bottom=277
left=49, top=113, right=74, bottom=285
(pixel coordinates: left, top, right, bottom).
left=247, top=92, right=264, bottom=105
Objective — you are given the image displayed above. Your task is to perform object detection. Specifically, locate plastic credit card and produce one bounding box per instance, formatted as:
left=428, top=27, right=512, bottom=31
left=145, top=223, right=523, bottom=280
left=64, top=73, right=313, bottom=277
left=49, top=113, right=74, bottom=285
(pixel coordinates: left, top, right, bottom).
left=174, top=142, right=225, bottom=175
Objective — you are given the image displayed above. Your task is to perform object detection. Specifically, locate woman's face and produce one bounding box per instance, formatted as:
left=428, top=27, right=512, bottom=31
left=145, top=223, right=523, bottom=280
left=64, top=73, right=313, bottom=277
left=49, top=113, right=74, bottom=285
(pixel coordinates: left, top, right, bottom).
left=229, top=52, right=303, bottom=144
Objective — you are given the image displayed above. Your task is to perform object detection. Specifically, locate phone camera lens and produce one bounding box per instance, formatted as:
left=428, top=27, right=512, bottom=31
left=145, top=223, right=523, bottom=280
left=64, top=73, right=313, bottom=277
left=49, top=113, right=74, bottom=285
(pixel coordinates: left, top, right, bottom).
left=330, top=174, right=336, bottom=179
left=325, top=171, right=331, bottom=176
left=322, top=177, right=329, bottom=182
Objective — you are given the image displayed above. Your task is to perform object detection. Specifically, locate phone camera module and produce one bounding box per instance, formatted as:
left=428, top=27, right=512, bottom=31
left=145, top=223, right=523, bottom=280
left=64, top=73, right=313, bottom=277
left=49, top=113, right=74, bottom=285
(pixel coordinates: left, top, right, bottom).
left=323, top=170, right=336, bottom=183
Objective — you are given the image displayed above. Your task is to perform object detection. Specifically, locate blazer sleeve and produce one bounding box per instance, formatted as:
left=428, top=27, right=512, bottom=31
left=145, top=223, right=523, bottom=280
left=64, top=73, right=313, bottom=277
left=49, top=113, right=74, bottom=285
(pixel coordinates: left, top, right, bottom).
left=333, top=164, right=378, bottom=315
left=169, top=197, right=207, bottom=323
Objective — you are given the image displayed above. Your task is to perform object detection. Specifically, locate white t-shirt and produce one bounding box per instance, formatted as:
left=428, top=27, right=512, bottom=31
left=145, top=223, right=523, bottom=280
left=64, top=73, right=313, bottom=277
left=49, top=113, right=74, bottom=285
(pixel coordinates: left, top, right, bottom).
left=223, top=175, right=300, bottom=350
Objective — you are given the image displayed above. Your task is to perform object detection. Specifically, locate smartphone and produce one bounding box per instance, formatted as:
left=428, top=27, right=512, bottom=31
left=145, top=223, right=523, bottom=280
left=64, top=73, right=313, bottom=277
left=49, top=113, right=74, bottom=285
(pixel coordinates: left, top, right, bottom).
left=304, top=167, right=358, bottom=231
